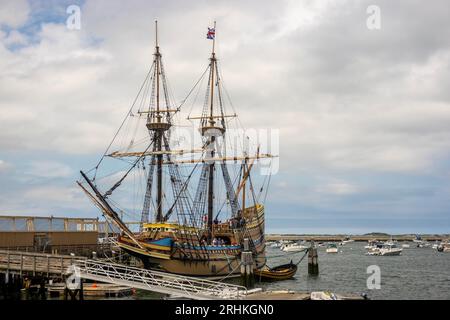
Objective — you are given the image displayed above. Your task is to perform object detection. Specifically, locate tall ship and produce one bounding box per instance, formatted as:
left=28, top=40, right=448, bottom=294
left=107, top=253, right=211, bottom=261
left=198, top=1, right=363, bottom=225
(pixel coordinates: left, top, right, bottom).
left=78, top=21, right=276, bottom=276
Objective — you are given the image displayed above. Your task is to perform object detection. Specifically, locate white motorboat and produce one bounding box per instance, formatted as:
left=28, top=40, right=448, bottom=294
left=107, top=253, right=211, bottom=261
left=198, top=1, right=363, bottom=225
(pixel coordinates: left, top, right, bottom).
left=366, top=243, right=383, bottom=255
left=416, top=241, right=430, bottom=248
left=326, top=243, right=338, bottom=253
left=339, top=237, right=354, bottom=246
left=366, top=242, right=402, bottom=256
left=317, top=242, right=326, bottom=248
left=437, top=240, right=450, bottom=252
left=364, top=239, right=378, bottom=249
left=401, top=243, right=411, bottom=248
left=413, top=235, right=430, bottom=247
left=281, top=242, right=308, bottom=252
left=270, top=241, right=282, bottom=248
left=365, top=240, right=383, bottom=251
left=379, top=243, right=403, bottom=256
left=385, top=239, right=396, bottom=246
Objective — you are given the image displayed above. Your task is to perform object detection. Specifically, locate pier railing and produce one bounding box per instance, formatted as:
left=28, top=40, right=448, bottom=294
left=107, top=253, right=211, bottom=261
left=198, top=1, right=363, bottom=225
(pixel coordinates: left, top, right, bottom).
left=73, top=259, right=247, bottom=300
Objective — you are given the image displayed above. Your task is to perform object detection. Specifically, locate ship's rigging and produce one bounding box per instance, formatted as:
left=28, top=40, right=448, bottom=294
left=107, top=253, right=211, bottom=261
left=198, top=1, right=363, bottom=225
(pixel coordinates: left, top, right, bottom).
left=78, top=21, right=276, bottom=254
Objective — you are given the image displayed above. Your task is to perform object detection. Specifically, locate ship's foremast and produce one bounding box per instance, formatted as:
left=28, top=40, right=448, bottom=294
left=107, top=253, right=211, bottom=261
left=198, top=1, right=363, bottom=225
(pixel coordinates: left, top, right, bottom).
left=146, top=20, right=171, bottom=222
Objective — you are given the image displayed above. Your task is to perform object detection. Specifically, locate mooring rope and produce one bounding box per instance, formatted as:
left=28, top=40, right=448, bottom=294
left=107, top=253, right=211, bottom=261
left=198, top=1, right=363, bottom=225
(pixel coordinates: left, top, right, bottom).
left=266, top=248, right=308, bottom=260
left=217, top=260, right=243, bottom=283
left=263, top=248, right=310, bottom=270
left=294, top=248, right=310, bottom=266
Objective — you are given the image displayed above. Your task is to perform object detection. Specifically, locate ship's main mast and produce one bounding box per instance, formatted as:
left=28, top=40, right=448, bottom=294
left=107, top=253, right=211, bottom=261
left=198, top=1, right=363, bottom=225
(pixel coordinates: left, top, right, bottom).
left=146, top=20, right=171, bottom=222
left=199, top=22, right=228, bottom=242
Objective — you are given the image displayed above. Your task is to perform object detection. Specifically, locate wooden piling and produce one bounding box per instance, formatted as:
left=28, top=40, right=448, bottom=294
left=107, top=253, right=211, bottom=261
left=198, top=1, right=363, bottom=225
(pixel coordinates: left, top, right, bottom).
left=240, top=238, right=255, bottom=289
left=79, top=278, right=84, bottom=301
left=308, top=242, right=319, bottom=276
left=39, top=277, right=47, bottom=300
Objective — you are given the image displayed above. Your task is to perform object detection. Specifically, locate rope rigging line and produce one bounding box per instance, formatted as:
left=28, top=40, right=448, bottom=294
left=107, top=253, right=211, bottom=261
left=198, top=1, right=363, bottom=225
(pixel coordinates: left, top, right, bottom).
left=180, top=65, right=210, bottom=115
left=89, top=64, right=155, bottom=178
left=163, top=140, right=211, bottom=222
left=103, top=139, right=155, bottom=198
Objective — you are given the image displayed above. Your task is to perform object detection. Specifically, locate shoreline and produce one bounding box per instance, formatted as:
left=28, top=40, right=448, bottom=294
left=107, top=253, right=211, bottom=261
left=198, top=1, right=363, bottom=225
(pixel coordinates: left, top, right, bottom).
left=266, top=234, right=449, bottom=242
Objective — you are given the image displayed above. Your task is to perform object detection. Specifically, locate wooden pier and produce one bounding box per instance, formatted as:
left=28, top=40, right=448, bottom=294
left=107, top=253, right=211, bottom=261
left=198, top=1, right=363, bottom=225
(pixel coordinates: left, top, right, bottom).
left=0, top=250, right=86, bottom=277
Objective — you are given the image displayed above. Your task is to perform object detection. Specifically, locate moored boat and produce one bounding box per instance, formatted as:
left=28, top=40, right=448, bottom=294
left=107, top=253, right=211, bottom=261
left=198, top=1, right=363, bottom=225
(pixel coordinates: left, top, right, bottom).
left=379, top=243, right=403, bottom=256
left=367, top=243, right=402, bottom=256
left=255, top=263, right=298, bottom=281
left=281, top=242, right=308, bottom=252
left=437, top=240, right=450, bottom=252
left=326, top=243, right=338, bottom=253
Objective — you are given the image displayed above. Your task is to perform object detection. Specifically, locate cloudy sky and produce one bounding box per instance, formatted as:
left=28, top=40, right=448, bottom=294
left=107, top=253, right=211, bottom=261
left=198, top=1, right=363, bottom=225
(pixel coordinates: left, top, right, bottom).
left=1, top=0, right=450, bottom=234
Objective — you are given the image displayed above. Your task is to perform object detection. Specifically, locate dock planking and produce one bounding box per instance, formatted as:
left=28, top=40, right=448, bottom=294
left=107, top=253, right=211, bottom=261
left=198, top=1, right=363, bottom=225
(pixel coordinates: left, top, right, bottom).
left=0, top=250, right=86, bottom=276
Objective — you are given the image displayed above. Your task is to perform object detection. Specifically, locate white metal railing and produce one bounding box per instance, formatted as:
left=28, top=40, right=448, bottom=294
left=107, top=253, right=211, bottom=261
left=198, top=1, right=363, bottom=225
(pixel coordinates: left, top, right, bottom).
left=73, top=259, right=247, bottom=300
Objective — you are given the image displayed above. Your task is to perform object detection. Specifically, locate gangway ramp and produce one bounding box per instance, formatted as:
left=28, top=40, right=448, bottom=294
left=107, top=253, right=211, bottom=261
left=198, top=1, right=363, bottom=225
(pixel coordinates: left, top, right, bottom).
left=73, top=259, right=247, bottom=300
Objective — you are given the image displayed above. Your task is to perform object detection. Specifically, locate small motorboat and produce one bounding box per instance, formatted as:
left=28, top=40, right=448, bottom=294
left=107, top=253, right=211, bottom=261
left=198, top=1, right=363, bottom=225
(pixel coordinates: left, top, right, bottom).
left=367, top=243, right=403, bottom=256
left=281, top=242, right=308, bottom=252
left=413, top=235, right=430, bottom=248
left=366, top=242, right=402, bottom=256
left=339, top=237, right=354, bottom=246
left=317, top=242, right=326, bottom=247
left=416, top=241, right=430, bottom=248
left=437, top=240, right=450, bottom=252
left=255, top=263, right=298, bottom=281
left=326, top=243, right=338, bottom=253
left=310, top=291, right=338, bottom=300
left=365, top=239, right=379, bottom=249
left=379, top=243, right=402, bottom=256
left=270, top=241, right=281, bottom=248
left=401, top=243, right=410, bottom=248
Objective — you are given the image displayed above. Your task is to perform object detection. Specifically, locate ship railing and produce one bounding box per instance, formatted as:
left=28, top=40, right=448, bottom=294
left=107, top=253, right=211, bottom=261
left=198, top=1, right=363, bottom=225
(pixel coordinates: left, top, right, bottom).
left=72, top=259, right=247, bottom=300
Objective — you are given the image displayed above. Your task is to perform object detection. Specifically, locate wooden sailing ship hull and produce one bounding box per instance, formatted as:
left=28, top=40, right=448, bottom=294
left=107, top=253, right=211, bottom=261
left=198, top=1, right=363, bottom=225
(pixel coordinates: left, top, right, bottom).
left=117, top=204, right=266, bottom=276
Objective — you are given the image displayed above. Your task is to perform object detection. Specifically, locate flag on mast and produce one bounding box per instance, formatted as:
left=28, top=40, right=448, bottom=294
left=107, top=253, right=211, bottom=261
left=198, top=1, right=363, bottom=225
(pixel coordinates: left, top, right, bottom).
left=207, top=27, right=215, bottom=40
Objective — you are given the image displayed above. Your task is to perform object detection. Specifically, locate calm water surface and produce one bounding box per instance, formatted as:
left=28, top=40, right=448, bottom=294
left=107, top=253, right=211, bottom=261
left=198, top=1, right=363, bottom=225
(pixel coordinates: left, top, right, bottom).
left=260, top=242, right=450, bottom=300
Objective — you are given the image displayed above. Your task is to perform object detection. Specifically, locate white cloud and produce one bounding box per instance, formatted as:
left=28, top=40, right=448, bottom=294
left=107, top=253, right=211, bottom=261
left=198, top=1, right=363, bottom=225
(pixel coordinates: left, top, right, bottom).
left=24, top=185, right=80, bottom=203
left=0, top=23, right=115, bottom=154
left=3, top=30, right=28, bottom=47
left=315, top=182, right=359, bottom=195
left=0, top=0, right=30, bottom=28
left=25, top=161, right=73, bottom=178
left=0, top=159, right=12, bottom=172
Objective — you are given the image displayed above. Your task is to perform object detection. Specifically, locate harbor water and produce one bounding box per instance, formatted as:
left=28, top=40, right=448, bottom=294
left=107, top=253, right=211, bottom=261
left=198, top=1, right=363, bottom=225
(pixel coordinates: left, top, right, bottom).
left=260, top=242, right=450, bottom=300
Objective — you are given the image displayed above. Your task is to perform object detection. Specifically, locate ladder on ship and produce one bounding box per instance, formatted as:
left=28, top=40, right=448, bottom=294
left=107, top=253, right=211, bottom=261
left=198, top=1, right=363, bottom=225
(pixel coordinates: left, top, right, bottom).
left=72, top=259, right=247, bottom=300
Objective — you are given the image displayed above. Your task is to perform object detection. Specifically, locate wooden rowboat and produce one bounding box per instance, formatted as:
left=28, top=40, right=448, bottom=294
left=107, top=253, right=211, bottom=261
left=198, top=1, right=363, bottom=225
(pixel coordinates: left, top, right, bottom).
left=255, top=263, right=298, bottom=281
